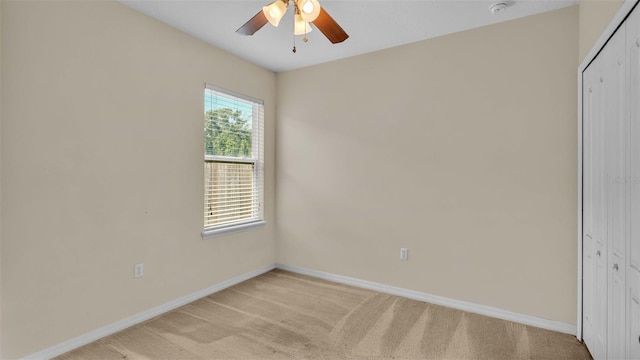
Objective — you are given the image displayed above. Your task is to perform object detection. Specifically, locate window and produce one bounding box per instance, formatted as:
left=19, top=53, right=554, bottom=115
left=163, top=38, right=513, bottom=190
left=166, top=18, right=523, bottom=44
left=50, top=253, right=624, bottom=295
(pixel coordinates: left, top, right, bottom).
left=203, top=85, right=264, bottom=238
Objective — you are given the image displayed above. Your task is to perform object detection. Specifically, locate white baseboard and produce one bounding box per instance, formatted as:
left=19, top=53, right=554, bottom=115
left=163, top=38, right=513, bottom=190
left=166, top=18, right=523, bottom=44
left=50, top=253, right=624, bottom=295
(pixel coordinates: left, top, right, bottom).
left=25, top=262, right=576, bottom=359
left=23, top=263, right=277, bottom=360
left=275, top=263, right=577, bottom=336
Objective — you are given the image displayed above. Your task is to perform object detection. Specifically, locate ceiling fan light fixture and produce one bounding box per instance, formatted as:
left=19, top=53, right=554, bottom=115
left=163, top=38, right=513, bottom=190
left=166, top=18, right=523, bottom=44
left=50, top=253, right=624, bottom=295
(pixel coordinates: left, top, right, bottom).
left=298, top=0, right=321, bottom=22
left=294, top=13, right=312, bottom=35
left=236, top=0, right=348, bottom=45
left=263, top=0, right=287, bottom=27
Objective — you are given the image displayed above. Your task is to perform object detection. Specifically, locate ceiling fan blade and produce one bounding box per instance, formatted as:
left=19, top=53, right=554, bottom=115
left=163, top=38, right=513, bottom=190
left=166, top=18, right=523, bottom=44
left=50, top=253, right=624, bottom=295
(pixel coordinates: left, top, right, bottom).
left=312, top=7, right=349, bottom=44
left=236, top=11, right=269, bottom=36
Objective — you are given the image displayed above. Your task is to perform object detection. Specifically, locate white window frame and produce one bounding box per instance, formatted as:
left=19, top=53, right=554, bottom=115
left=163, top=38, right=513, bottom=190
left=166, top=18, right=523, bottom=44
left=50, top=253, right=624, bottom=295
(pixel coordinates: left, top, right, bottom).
left=202, top=84, right=265, bottom=239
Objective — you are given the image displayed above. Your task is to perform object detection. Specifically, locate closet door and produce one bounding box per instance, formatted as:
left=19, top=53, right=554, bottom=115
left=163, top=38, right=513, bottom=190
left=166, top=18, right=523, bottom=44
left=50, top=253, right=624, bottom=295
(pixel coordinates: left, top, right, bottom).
left=583, top=48, right=608, bottom=360
left=583, top=4, right=640, bottom=359
left=627, top=4, right=640, bottom=359
left=603, top=27, right=627, bottom=360
left=583, top=62, right=596, bottom=353
left=594, top=53, right=609, bottom=360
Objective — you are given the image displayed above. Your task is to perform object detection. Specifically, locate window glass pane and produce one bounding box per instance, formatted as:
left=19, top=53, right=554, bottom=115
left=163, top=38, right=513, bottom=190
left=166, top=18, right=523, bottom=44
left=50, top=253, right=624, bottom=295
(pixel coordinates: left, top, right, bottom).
left=204, top=89, right=253, bottom=158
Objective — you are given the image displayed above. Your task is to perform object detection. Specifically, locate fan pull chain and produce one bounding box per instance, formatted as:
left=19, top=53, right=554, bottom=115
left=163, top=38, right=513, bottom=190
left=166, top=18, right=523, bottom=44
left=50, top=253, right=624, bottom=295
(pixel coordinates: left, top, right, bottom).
left=292, top=12, right=297, bottom=53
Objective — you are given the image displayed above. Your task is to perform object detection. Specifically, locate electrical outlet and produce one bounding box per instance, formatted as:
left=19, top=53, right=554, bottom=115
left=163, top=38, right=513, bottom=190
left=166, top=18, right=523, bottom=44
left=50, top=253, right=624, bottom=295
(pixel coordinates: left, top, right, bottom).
left=134, top=263, right=144, bottom=278
left=400, top=248, right=408, bottom=260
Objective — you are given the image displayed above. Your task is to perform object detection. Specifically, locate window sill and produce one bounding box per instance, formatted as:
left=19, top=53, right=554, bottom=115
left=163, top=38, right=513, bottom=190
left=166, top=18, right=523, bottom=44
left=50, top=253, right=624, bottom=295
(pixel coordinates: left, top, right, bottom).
left=201, top=220, right=266, bottom=240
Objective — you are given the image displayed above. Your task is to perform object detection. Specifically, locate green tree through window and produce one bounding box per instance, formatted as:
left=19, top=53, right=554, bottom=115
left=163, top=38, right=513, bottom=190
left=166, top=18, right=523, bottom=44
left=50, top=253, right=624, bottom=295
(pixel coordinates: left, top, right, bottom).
left=204, top=108, right=252, bottom=158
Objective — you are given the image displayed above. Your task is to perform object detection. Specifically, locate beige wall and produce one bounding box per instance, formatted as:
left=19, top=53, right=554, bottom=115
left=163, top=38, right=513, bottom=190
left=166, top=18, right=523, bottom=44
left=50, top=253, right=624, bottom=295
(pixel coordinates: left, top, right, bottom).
left=0, top=1, right=276, bottom=358
left=579, top=0, right=625, bottom=62
left=276, top=6, right=579, bottom=325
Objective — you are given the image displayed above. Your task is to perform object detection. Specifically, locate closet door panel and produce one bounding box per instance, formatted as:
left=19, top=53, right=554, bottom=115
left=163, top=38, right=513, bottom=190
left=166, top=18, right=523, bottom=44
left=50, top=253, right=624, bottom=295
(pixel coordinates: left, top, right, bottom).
left=595, top=58, right=609, bottom=360
left=604, top=27, right=627, bottom=360
left=628, top=3, right=640, bottom=358
left=586, top=51, right=608, bottom=360
left=583, top=66, right=596, bottom=348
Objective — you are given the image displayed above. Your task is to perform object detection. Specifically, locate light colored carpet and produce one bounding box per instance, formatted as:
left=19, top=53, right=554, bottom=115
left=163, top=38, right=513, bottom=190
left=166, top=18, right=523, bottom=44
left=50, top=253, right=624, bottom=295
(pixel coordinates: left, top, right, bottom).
left=56, top=269, right=592, bottom=359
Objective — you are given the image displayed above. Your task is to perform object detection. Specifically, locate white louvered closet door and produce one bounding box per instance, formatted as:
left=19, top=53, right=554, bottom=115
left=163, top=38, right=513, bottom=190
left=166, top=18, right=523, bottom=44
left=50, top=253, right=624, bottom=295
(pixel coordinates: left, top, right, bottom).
left=627, top=4, right=640, bottom=359
left=583, top=47, right=608, bottom=360
left=582, top=55, right=595, bottom=355
left=603, top=26, right=627, bottom=360
left=582, top=3, right=640, bottom=359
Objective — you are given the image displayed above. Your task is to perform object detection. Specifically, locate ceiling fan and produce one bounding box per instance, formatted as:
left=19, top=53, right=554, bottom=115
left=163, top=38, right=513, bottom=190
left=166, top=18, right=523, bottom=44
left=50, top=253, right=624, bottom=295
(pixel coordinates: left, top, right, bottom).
left=236, top=0, right=349, bottom=48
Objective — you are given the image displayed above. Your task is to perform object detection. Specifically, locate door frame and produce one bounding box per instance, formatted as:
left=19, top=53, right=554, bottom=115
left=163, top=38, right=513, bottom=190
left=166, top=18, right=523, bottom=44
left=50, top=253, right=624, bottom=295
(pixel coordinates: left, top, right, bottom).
left=578, top=0, right=639, bottom=341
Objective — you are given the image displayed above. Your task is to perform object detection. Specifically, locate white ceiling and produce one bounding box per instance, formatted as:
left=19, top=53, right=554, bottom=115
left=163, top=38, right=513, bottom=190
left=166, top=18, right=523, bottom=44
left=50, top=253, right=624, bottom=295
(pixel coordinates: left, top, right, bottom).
left=119, top=0, right=578, bottom=73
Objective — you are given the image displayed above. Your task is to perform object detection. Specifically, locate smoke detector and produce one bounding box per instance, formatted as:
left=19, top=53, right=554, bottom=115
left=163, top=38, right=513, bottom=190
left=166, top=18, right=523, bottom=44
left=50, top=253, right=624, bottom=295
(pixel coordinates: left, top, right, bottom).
left=489, top=2, right=508, bottom=14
